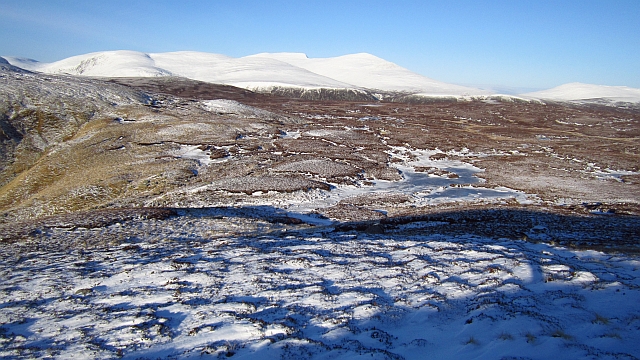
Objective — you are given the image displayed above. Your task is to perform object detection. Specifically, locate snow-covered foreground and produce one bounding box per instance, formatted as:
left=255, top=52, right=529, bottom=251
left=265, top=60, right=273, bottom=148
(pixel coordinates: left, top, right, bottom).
left=1, top=211, right=639, bottom=359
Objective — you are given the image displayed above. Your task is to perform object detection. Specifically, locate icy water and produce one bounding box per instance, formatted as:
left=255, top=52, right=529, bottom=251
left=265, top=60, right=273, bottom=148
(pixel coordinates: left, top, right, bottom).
left=375, top=164, right=528, bottom=205
left=287, top=156, right=530, bottom=217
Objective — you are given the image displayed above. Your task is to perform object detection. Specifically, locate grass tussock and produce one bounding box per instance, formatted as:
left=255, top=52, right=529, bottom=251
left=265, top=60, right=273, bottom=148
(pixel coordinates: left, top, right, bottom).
left=593, top=313, right=610, bottom=325
left=550, top=329, right=573, bottom=340
left=464, top=336, right=479, bottom=345
left=524, top=332, right=536, bottom=344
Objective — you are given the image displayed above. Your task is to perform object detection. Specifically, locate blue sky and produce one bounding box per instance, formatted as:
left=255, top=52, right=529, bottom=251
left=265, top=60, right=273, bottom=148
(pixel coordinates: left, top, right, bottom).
left=1, top=0, right=639, bottom=91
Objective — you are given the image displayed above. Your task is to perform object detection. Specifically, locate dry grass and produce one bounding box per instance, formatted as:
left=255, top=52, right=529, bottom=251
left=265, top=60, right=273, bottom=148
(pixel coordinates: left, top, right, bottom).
left=593, top=313, right=610, bottom=325
left=464, top=336, right=479, bottom=345
left=524, top=332, right=536, bottom=343
left=210, top=175, right=330, bottom=194
left=272, top=159, right=361, bottom=179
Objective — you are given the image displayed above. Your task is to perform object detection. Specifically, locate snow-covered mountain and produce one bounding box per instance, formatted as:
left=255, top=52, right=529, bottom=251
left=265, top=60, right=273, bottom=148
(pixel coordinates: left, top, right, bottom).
left=5, top=51, right=640, bottom=103
left=151, top=51, right=357, bottom=91
left=521, top=82, right=640, bottom=104
left=2, top=50, right=488, bottom=97
left=4, top=51, right=172, bottom=78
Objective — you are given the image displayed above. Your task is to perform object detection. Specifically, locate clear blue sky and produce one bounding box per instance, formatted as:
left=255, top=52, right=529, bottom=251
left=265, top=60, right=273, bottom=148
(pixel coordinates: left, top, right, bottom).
left=1, top=0, right=639, bottom=91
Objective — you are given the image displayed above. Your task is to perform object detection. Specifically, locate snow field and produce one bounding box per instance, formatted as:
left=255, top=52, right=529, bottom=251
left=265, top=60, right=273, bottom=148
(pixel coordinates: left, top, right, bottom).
left=1, top=214, right=639, bottom=359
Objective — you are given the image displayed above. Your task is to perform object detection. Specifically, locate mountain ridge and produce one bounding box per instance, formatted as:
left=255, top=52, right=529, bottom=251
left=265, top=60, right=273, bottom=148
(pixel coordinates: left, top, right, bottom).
left=3, top=51, right=640, bottom=104
left=1, top=50, right=488, bottom=97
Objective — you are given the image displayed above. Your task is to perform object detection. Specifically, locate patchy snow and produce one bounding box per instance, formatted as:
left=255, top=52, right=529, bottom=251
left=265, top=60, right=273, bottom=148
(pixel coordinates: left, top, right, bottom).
left=201, top=99, right=278, bottom=119
left=279, top=130, right=301, bottom=139
left=522, top=82, right=640, bottom=104
left=1, top=212, right=639, bottom=359
left=167, top=144, right=534, bottom=219
left=589, top=168, right=640, bottom=182
left=174, top=145, right=230, bottom=167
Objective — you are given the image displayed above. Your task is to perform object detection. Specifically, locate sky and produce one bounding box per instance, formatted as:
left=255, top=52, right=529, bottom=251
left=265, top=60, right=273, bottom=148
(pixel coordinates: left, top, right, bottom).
left=1, top=0, right=639, bottom=92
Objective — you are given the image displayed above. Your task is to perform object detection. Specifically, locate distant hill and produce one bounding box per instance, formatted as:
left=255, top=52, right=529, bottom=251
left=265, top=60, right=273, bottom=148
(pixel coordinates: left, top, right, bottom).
left=521, top=82, right=640, bottom=104
left=3, top=51, right=640, bottom=104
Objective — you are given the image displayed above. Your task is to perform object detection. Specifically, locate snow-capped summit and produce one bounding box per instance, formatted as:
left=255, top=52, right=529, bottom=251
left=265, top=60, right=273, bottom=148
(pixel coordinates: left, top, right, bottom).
left=248, top=52, right=491, bottom=96
left=4, top=50, right=172, bottom=77
left=522, top=82, right=640, bottom=103
left=151, top=51, right=355, bottom=91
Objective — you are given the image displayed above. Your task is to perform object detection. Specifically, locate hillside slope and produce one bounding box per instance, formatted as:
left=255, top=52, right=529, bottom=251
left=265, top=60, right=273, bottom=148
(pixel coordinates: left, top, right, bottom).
left=0, top=67, right=149, bottom=188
